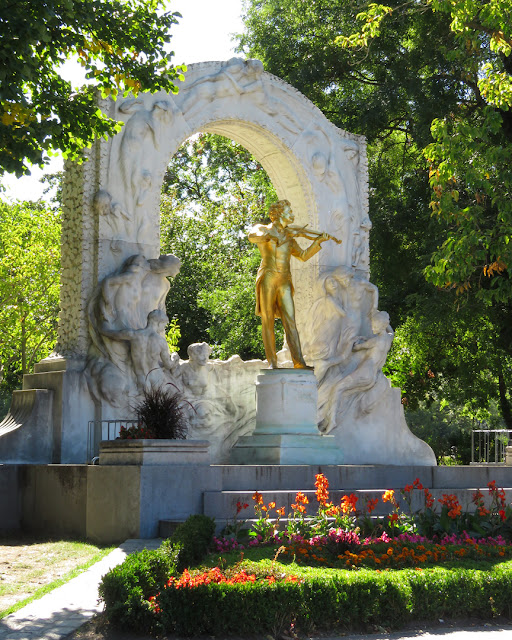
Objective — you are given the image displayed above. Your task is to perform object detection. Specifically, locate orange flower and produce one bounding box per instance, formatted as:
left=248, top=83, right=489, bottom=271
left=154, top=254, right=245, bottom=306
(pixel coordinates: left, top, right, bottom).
left=252, top=491, right=263, bottom=504
left=340, top=493, right=358, bottom=514
left=472, top=489, right=484, bottom=504
left=268, top=501, right=276, bottom=510
left=388, top=513, right=399, bottom=523
left=294, top=491, right=309, bottom=505
left=276, top=506, right=286, bottom=516
left=382, top=489, right=395, bottom=503
left=315, top=473, right=330, bottom=506
left=448, top=504, right=462, bottom=519
left=478, top=506, right=490, bottom=517
left=326, top=504, right=340, bottom=517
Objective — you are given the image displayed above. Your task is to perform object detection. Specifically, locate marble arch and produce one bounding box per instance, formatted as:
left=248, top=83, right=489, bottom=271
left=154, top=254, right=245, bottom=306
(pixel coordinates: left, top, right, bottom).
left=55, top=59, right=369, bottom=361
left=0, top=59, right=435, bottom=467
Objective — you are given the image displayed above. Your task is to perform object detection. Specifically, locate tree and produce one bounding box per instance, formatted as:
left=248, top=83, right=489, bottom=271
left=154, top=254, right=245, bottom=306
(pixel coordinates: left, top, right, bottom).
left=1, top=0, right=186, bottom=176
left=0, top=200, right=60, bottom=412
left=238, top=0, right=512, bottom=430
left=160, top=133, right=278, bottom=359
left=335, top=0, right=512, bottom=304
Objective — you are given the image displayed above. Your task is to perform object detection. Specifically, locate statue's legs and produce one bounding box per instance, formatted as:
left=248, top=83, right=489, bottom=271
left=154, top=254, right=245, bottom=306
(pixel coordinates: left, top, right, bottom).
left=259, top=285, right=278, bottom=368
left=276, top=285, right=309, bottom=368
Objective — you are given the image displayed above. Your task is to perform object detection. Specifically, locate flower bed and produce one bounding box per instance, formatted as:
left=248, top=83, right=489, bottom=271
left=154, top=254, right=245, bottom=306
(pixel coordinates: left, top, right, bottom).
left=100, top=474, right=512, bottom=637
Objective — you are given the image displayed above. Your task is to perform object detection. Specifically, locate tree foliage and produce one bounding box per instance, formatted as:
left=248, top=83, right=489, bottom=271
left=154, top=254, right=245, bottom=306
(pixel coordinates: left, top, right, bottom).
left=0, top=200, right=60, bottom=402
left=337, top=0, right=512, bottom=303
left=1, top=0, right=186, bottom=176
left=160, top=133, right=277, bottom=359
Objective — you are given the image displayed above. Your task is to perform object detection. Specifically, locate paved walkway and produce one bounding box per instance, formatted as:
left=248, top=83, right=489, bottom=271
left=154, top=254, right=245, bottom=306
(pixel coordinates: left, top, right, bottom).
left=0, top=539, right=162, bottom=640
left=0, top=539, right=511, bottom=640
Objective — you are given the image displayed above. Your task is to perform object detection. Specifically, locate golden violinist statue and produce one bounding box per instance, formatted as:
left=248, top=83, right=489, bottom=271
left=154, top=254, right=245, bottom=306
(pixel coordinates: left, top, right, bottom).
left=249, top=199, right=341, bottom=369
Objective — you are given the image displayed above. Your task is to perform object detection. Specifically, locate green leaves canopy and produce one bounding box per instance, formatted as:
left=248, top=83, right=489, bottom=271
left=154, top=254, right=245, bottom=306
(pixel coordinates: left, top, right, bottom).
left=160, top=133, right=277, bottom=359
left=0, top=0, right=186, bottom=176
left=0, top=200, right=60, bottom=391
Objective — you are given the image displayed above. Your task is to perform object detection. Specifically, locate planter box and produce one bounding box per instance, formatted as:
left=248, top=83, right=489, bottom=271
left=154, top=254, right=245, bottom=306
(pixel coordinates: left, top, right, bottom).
left=99, top=439, right=210, bottom=465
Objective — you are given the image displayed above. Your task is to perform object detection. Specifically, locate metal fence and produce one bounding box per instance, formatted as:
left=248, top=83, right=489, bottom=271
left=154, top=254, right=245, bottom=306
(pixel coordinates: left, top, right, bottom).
left=87, top=419, right=139, bottom=462
left=471, top=429, right=512, bottom=464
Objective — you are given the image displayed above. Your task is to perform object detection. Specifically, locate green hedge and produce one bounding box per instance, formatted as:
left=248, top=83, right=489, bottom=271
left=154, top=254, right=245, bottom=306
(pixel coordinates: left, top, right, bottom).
left=99, top=514, right=215, bottom=631
left=98, top=546, right=180, bottom=630
left=154, top=565, right=512, bottom=637
left=168, top=514, right=215, bottom=572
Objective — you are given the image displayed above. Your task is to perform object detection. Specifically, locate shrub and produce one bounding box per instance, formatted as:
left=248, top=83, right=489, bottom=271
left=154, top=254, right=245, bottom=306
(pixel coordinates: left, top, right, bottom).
left=134, top=385, right=188, bottom=439
left=99, top=514, right=215, bottom=632
left=99, top=545, right=180, bottom=631
left=152, top=564, right=512, bottom=636
left=169, top=514, right=215, bottom=571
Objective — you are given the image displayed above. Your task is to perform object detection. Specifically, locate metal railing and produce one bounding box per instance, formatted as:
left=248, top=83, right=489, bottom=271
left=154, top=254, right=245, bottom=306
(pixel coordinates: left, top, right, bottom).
left=471, top=429, right=512, bottom=464
left=87, top=419, right=139, bottom=462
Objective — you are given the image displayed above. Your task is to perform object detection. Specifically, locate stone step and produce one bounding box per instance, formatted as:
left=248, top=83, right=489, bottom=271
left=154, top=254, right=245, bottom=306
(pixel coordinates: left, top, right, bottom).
left=203, top=487, right=512, bottom=523
left=158, top=519, right=185, bottom=538
left=209, top=464, right=512, bottom=491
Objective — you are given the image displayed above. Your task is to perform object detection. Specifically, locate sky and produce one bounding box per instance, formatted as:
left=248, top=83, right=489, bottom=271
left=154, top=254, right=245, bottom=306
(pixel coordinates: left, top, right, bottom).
left=2, top=0, right=245, bottom=202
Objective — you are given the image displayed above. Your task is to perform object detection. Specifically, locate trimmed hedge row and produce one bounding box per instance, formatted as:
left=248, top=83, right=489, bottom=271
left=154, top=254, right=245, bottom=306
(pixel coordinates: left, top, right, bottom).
left=99, top=514, right=215, bottom=630
left=155, top=565, right=512, bottom=637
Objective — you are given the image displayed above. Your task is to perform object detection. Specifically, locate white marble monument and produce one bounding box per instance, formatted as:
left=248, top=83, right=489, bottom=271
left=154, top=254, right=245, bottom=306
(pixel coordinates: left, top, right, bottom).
left=0, top=58, right=435, bottom=467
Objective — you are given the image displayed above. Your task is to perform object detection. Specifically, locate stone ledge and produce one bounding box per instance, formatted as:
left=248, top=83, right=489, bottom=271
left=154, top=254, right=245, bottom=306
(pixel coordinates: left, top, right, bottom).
left=99, top=439, right=210, bottom=465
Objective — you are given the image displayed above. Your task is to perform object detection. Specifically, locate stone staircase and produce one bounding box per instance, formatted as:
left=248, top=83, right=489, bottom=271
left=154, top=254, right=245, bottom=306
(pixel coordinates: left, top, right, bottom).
left=200, top=464, right=512, bottom=532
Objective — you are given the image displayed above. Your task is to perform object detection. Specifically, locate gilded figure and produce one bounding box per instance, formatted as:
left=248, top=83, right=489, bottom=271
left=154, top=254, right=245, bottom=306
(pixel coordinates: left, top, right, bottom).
left=249, top=199, right=341, bottom=369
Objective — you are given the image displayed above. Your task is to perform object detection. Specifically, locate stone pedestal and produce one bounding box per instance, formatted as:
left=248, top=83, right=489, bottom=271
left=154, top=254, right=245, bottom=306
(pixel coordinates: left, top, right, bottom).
left=230, top=369, right=342, bottom=464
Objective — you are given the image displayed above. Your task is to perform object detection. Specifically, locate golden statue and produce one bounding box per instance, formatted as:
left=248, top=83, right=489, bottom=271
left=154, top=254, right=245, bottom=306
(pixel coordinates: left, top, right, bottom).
left=249, top=199, right=341, bottom=369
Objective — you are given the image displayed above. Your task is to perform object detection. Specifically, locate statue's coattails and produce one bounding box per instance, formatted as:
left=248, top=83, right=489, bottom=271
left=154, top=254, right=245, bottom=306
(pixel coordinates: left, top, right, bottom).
left=249, top=199, right=341, bottom=369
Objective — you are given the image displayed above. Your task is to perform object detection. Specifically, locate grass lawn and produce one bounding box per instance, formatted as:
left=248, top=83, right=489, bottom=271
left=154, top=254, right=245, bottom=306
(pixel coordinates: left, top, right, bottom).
left=0, top=535, right=114, bottom=619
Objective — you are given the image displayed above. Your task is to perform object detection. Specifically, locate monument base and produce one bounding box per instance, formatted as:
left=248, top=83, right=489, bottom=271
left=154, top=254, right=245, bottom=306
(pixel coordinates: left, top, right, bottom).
left=230, top=432, right=340, bottom=464
left=230, top=368, right=343, bottom=464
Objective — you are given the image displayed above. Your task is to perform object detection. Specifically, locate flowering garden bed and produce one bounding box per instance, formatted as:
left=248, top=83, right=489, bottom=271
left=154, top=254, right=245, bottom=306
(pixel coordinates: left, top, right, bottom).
left=100, top=475, right=512, bottom=638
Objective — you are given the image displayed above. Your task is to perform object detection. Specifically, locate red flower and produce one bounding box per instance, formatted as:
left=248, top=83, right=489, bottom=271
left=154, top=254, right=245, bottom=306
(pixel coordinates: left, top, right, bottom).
left=366, top=498, right=379, bottom=514
left=424, top=488, right=434, bottom=509
left=413, top=478, right=424, bottom=491
left=236, top=501, right=248, bottom=514
left=499, top=509, right=507, bottom=522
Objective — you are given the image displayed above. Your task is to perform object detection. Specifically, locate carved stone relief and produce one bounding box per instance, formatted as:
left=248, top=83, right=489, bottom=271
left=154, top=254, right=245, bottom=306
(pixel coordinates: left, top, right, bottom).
left=86, top=253, right=181, bottom=409
left=36, top=58, right=433, bottom=465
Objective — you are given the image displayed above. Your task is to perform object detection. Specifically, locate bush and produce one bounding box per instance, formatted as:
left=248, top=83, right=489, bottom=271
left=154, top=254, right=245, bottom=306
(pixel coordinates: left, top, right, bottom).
left=169, top=514, right=215, bottom=572
left=153, top=564, right=512, bottom=636
left=99, top=514, right=215, bottom=632
left=134, top=385, right=188, bottom=439
left=99, top=545, right=180, bottom=631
